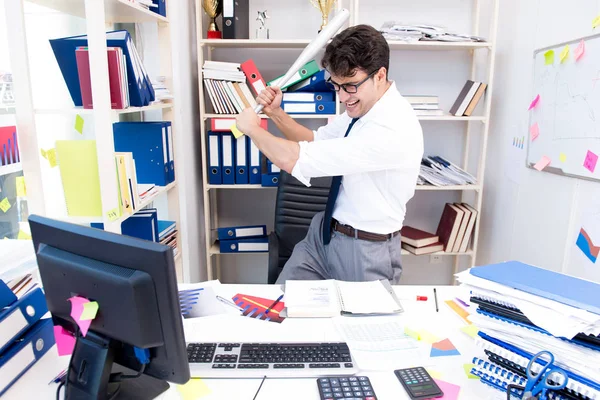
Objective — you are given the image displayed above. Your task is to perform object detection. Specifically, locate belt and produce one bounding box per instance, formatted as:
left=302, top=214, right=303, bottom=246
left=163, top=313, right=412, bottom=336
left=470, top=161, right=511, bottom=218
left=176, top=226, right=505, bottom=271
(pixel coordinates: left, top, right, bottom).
left=331, top=219, right=400, bottom=242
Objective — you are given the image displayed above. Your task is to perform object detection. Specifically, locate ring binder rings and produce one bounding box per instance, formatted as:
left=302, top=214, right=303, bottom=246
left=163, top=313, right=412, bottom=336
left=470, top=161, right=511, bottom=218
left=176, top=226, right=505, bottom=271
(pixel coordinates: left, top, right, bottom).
left=0, top=288, right=48, bottom=354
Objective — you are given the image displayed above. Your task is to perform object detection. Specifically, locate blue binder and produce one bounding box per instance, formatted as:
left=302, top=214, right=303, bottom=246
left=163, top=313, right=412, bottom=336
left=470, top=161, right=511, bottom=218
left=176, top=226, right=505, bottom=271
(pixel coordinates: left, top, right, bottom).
left=281, top=100, right=335, bottom=114
left=282, top=92, right=334, bottom=102
left=0, top=318, right=55, bottom=397
left=221, top=132, right=235, bottom=185
left=92, top=208, right=158, bottom=242
left=217, top=225, right=267, bottom=240
left=234, top=135, right=248, bottom=184
left=219, top=237, right=269, bottom=253
left=49, top=30, right=154, bottom=107
left=247, top=136, right=261, bottom=185
left=287, top=70, right=332, bottom=93
left=0, top=288, right=48, bottom=354
left=207, top=131, right=222, bottom=184
left=152, top=0, right=167, bottom=17
left=261, top=173, right=279, bottom=187
left=0, top=280, right=17, bottom=309
left=164, top=122, right=175, bottom=183
left=470, top=261, right=600, bottom=315
left=113, top=122, right=169, bottom=186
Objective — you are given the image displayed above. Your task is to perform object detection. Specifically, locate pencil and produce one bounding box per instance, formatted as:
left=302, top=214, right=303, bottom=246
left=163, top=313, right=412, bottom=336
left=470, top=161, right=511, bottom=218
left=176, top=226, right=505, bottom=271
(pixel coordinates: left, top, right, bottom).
left=433, top=288, right=439, bottom=312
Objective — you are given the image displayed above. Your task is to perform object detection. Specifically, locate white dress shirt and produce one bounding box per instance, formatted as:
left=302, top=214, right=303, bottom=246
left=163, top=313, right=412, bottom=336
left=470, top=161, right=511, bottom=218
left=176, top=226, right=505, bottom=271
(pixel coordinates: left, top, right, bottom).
left=291, top=81, right=424, bottom=234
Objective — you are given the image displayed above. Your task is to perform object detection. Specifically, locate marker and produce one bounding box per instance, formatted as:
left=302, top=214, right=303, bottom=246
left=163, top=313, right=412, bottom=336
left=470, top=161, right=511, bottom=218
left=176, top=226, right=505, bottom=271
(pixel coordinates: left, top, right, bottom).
left=433, top=288, right=439, bottom=312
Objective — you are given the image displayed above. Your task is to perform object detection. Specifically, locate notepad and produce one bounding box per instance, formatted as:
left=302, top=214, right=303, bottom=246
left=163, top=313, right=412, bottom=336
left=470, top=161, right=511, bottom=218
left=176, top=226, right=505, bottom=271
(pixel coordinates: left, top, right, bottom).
left=283, top=279, right=404, bottom=317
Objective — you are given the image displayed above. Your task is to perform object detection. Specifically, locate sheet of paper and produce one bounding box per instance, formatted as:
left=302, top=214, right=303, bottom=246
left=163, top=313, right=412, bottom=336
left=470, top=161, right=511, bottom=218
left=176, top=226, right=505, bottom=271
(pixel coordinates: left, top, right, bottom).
left=283, top=279, right=340, bottom=317
left=533, top=155, right=551, bottom=171
left=530, top=122, right=540, bottom=141
left=179, top=281, right=229, bottom=319
left=176, top=378, right=212, bottom=400
left=584, top=150, right=598, bottom=173
left=54, top=325, right=76, bottom=356
left=544, top=50, right=555, bottom=65
left=334, top=317, right=417, bottom=351
left=336, top=280, right=400, bottom=314
left=434, top=378, right=461, bottom=400
left=575, top=39, right=585, bottom=61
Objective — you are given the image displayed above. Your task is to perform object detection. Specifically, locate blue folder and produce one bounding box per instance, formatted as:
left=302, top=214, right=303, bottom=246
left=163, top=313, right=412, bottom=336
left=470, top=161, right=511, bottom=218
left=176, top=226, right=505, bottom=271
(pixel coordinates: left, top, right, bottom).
left=219, top=237, right=269, bottom=253
left=247, top=137, right=261, bottom=185
left=0, top=280, right=17, bottom=309
left=207, top=131, right=222, bottom=184
left=281, top=100, right=335, bottom=114
left=261, top=173, right=279, bottom=187
left=0, top=319, right=55, bottom=397
left=92, top=208, right=158, bottom=242
left=152, top=0, right=166, bottom=17
left=287, top=70, right=332, bottom=93
left=113, top=122, right=169, bottom=186
left=470, top=261, right=600, bottom=315
left=221, top=132, right=235, bottom=185
left=49, top=30, right=154, bottom=107
left=164, top=122, right=175, bottom=183
left=234, top=135, right=248, bottom=184
left=0, top=288, right=48, bottom=354
left=217, top=225, right=267, bottom=241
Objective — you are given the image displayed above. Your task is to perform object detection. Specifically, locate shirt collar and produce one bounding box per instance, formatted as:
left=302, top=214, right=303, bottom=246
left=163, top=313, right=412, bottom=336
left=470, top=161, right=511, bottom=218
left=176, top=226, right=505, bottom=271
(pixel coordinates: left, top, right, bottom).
left=355, top=80, right=398, bottom=125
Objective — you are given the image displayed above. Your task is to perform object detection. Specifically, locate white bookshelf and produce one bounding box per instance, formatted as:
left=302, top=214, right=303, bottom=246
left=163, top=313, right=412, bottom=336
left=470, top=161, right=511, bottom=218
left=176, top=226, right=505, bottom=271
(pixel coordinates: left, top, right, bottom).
left=196, top=0, right=499, bottom=281
left=5, top=0, right=190, bottom=281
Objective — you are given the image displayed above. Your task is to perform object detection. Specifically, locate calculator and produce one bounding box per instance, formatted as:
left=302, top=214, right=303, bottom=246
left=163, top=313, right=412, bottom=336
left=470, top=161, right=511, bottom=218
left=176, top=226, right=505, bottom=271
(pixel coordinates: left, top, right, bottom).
left=394, top=367, right=443, bottom=400
left=317, top=376, right=377, bottom=400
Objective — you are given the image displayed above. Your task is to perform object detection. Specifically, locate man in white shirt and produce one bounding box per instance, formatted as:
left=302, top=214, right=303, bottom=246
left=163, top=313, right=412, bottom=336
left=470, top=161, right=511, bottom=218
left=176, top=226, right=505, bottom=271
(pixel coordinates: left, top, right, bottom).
left=235, top=25, right=423, bottom=284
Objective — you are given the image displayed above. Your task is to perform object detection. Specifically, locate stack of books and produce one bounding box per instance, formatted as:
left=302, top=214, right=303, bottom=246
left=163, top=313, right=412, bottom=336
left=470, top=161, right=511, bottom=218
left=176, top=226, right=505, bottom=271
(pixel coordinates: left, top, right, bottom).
left=449, top=80, right=487, bottom=116
left=436, top=203, right=478, bottom=253
left=417, top=155, right=477, bottom=187
left=400, top=226, right=444, bottom=255
left=458, top=261, right=600, bottom=399
left=159, top=220, right=178, bottom=256
left=217, top=224, right=268, bottom=253
left=404, top=95, right=444, bottom=116
left=203, top=60, right=257, bottom=114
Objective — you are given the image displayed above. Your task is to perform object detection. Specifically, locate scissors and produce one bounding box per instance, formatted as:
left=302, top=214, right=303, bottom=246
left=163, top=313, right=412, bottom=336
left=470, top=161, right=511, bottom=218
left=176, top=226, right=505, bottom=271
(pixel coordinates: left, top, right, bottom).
left=522, top=351, right=568, bottom=400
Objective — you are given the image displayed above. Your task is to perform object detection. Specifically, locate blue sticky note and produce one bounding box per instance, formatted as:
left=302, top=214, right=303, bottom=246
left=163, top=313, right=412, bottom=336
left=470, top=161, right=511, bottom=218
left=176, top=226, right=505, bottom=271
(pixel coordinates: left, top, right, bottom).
left=576, top=229, right=597, bottom=263
left=430, top=347, right=461, bottom=357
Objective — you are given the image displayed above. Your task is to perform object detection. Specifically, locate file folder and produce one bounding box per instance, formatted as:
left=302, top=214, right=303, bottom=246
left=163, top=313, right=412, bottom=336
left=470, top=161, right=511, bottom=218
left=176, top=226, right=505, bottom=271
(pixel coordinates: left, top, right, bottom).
left=267, top=160, right=280, bottom=174
left=0, top=287, right=48, bottom=354
left=164, top=122, right=175, bottom=183
left=221, top=132, right=235, bottom=185
left=240, top=59, right=267, bottom=96
left=217, top=225, right=267, bottom=240
left=222, top=0, right=249, bottom=39
left=268, top=60, right=320, bottom=91
left=288, top=69, right=332, bottom=93
left=281, top=100, right=335, bottom=114
left=0, top=280, right=16, bottom=309
left=261, top=173, right=279, bottom=187
left=208, top=131, right=222, bottom=184
left=151, top=0, right=166, bottom=17
left=235, top=135, right=248, bottom=184
left=0, top=318, right=55, bottom=397
left=219, top=237, right=269, bottom=253
left=282, top=92, right=334, bottom=102
left=92, top=208, right=158, bottom=242
left=248, top=136, right=261, bottom=184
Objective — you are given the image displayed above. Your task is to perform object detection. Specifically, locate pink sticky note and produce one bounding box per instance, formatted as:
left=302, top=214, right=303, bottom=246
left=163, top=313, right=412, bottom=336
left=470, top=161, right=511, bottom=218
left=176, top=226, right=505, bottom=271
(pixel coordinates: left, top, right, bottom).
left=575, top=39, right=585, bottom=61
left=69, top=296, right=92, bottom=337
left=530, top=122, right=540, bottom=141
left=534, top=155, right=551, bottom=171
left=53, top=325, right=76, bottom=356
left=528, top=94, right=540, bottom=110
left=584, top=150, right=598, bottom=173
left=433, top=379, right=461, bottom=400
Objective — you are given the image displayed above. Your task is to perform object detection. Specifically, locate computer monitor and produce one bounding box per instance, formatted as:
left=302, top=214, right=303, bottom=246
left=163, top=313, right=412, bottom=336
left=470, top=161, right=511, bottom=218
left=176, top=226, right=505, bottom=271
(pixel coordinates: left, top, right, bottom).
left=29, top=215, right=190, bottom=399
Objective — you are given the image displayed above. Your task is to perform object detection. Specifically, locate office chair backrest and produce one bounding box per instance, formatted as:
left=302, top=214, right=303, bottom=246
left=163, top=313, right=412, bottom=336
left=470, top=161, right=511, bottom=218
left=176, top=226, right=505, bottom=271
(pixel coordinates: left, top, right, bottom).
left=270, top=171, right=332, bottom=282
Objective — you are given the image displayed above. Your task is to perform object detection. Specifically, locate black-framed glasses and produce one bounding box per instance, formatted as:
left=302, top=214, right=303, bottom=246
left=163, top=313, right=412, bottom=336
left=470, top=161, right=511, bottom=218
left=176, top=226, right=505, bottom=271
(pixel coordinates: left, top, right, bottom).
left=326, top=69, right=378, bottom=94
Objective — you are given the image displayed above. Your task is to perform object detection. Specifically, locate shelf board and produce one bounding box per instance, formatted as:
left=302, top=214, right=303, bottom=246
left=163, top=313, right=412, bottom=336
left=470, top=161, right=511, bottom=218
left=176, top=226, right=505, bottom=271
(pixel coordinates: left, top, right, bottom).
left=204, top=113, right=335, bottom=120
left=417, top=115, right=486, bottom=122
left=209, top=243, right=268, bottom=255
left=35, top=102, right=173, bottom=115
left=401, top=249, right=474, bottom=256
left=386, top=41, right=492, bottom=51
left=29, top=0, right=168, bottom=23
left=416, top=185, right=480, bottom=191
left=206, top=184, right=276, bottom=190
left=0, top=163, right=22, bottom=177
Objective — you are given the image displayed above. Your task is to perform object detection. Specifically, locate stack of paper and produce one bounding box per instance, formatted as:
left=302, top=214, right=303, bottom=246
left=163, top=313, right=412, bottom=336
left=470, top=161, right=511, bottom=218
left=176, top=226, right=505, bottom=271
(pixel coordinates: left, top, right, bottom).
left=418, top=155, right=477, bottom=187
left=379, top=21, right=486, bottom=43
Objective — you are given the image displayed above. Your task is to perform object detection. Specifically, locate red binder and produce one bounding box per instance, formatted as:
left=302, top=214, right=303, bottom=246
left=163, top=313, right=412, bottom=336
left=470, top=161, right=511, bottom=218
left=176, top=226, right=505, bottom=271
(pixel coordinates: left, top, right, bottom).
left=210, top=118, right=267, bottom=132
left=75, top=47, right=126, bottom=109
left=240, top=59, right=267, bottom=96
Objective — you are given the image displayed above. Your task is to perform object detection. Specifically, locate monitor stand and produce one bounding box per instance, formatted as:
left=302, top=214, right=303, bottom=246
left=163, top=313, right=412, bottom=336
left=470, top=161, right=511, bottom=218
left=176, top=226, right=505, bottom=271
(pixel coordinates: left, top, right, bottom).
left=65, top=331, right=169, bottom=400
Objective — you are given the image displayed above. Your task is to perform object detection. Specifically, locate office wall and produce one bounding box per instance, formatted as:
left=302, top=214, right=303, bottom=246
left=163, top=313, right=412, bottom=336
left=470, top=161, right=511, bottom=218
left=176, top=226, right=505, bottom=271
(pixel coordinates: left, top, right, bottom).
left=477, top=0, right=600, bottom=283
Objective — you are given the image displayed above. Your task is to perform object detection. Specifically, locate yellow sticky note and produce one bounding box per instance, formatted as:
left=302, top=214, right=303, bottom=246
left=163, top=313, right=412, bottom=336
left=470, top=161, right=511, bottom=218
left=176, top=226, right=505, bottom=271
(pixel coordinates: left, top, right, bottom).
left=17, top=230, right=32, bottom=240
left=75, top=115, right=84, bottom=134
left=16, top=177, right=26, bottom=197
left=593, top=15, right=600, bottom=29
left=176, top=378, right=212, bottom=400
left=544, top=50, right=554, bottom=65
left=418, top=330, right=440, bottom=344
left=0, top=197, right=11, bottom=213
left=80, top=301, right=99, bottom=320
left=47, top=148, right=58, bottom=168
left=426, top=369, right=443, bottom=379
left=560, top=153, right=567, bottom=162
left=107, top=208, right=120, bottom=221
left=461, top=324, right=479, bottom=339
left=404, top=326, right=420, bottom=341
left=560, top=45, right=569, bottom=63
left=463, top=363, right=480, bottom=379
left=40, top=148, right=47, bottom=159
left=231, top=123, right=244, bottom=139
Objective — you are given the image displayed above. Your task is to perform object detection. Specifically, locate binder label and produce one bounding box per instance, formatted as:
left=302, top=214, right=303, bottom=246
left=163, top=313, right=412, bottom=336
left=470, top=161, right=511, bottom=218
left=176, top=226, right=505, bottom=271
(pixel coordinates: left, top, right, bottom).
left=0, top=343, right=34, bottom=392
left=209, top=136, right=219, bottom=166
left=0, top=308, right=28, bottom=347
left=235, top=227, right=263, bottom=237
left=252, top=80, right=266, bottom=94
left=238, top=242, right=268, bottom=252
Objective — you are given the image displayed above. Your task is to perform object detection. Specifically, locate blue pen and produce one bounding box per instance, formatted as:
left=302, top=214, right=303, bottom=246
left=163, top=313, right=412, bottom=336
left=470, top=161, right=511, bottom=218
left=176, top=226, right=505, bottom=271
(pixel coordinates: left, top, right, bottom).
left=265, top=294, right=284, bottom=314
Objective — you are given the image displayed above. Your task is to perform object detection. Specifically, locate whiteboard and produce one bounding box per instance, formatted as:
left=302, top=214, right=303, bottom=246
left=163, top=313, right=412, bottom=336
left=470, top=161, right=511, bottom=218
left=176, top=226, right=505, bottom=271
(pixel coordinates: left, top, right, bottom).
left=527, top=33, right=600, bottom=181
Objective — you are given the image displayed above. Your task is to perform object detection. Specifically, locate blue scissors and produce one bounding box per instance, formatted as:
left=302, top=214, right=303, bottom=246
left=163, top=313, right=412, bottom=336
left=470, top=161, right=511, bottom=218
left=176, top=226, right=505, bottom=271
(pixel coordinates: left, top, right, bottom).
left=522, top=351, right=568, bottom=400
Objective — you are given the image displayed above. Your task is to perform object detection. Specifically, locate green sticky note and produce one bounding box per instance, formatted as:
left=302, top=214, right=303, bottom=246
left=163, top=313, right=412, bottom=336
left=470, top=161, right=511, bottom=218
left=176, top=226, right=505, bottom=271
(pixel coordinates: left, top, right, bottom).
left=418, top=330, right=440, bottom=344
left=107, top=208, right=120, bottom=221
left=560, top=45, right=569, bottom=63
left=40, top=148, right=47, bottom=159
left=176, top=378, right=212, bottom=400
left=47, top=148, right=58, bottom=168
left=15, top=177, right=26, bottom=197
left=461, top=324, right=479, bottom=339
left=463, top=363, right=480, bottom=379
left=426, top=368, right=443, bottom=379
left=593, top=15, right=600, bottom=29
left=560, top=153, right=567, bottom=162
left=0, top=197, right=11, bottom=213
left=404, top=326, right=420, bottom=341
left=17, top=230, right=32, bottom=240
left=544, top=50, right=555, bottom=65
left=80, top=301, right=99, bottom=320
left=75, top=115, right=84, bottom=134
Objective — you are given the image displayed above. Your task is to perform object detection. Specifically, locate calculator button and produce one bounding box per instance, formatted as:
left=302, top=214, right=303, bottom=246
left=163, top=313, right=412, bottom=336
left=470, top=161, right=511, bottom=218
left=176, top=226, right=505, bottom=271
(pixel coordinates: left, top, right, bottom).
left=350, top=382, right=360, bottom=387
left=348, top=377, right=358, bottom=382
left=342, top=387, right=352, bottom=392
left=362, top=385, right=372, bottom=391
left=358, top=377, right=368, bottom=381
left=334, top=394, right=344, bottom=399
left=354, top=391, right=363, bottom=397
left=320, top=378, right=330, bottom=383
left=332, top=387, right=342, bottom=393
left=340, top=377, right=349, bottom=382
left=343, top=393, right=354, bottom=398
left=323, top=388, right=332, bottom=393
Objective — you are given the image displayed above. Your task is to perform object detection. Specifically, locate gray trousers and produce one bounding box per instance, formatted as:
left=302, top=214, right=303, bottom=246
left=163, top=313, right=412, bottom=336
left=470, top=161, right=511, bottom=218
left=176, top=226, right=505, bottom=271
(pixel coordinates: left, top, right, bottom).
left=275, top=212, right=402, bottom=284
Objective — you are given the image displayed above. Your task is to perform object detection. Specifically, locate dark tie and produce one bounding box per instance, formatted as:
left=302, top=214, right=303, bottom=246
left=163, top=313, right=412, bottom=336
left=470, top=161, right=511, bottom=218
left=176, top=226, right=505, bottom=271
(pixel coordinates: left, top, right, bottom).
left=322, top=118, right=359, bottom=245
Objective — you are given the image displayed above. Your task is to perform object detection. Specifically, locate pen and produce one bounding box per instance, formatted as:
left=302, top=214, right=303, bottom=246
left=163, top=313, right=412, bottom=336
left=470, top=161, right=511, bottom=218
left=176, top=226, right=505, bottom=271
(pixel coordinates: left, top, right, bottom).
left=216, top=295, right=243, bottom=312
left=433, top=288, right=439, bottom=312
left=48, top=369, right=67, bottom=385
left=265, top=294, right=284, bottom=314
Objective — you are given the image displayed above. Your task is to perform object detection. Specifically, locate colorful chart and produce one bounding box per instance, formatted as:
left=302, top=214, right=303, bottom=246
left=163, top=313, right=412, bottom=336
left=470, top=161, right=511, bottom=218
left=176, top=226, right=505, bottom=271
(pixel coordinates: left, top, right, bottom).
left=576, top=227, right=599, bottom=263
left=430, top=338, right=461, bottom=357
left=232, top=293, right=286, bottom=323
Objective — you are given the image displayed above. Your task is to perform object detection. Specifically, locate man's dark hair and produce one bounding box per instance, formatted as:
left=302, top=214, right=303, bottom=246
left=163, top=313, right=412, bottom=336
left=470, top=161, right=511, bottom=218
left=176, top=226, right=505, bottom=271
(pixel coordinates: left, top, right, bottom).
left=321, top=24, right=389, bottom=78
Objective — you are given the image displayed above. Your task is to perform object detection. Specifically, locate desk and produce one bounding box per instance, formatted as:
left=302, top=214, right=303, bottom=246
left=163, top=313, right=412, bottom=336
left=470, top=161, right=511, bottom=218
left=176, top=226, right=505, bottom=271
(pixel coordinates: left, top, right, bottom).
left=6, top=285, right=500, bottom=399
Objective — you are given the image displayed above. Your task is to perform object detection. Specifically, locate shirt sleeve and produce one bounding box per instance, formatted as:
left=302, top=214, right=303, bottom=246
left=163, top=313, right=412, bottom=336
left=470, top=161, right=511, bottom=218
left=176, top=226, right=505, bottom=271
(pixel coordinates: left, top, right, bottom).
left=291, top=122, right=423, bottom=186
left=312, top=113, right=350, bottom=141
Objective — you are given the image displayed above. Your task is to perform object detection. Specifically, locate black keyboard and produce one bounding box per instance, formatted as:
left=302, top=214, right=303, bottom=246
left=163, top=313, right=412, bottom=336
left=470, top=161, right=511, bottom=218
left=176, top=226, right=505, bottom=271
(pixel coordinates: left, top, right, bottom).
left=187, top=342, right=358, bottom=378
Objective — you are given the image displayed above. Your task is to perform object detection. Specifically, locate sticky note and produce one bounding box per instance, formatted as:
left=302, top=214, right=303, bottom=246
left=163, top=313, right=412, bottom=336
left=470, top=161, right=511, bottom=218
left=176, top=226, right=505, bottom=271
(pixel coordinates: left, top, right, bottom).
left=427, top=369, right=443, bottom=379
left=575, top=40, right=585, bottom=61
left=432, top=338, right=458, bottom=352
left=16, top=176, right=26, bottom=197
left=107, top=208, right=120, bottom=221
left=40, top=148, right=47, bottom=159
left=560, top=153, right=567, bottom=162
left=75, top=115, right=84, bottom=134
left=17, top=230, right=32, bottom=240
left=528, top=94, right=540, bottom=110
left=54, top=326, right=76, bottom=356
left=584, top=150, right=598, bottom=173
left=69, top=296, right=92, bottom=336
left=534, top=155, right=551, bottom=171
left=593, top=15, right=600, bottom=29
left=544, top=50, right=554, bottom=65
left=559, top=45, right=569, bottom=63
left=404, top=326, right=420, bottom=341
left=434, top=379, right=461, bottom=400
left=80, top=301, right=99, bottom=320
left=460, top=324, right=479, bottom=339
left=46, top=148, right=57, bottom=168
left=0, top=197, right=10, bottom=213
left=530, top=122, right=540, bottom=141
left=418, top=330, right=440, bottom=344
left=463, top=363, right=480, bottom=379
left=176, top=378, right=212, bottom=400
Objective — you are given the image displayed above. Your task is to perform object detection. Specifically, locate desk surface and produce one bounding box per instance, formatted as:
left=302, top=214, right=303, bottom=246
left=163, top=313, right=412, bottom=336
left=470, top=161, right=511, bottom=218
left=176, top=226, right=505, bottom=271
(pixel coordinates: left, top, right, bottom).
left=7, top=284, right=501, bottom=400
